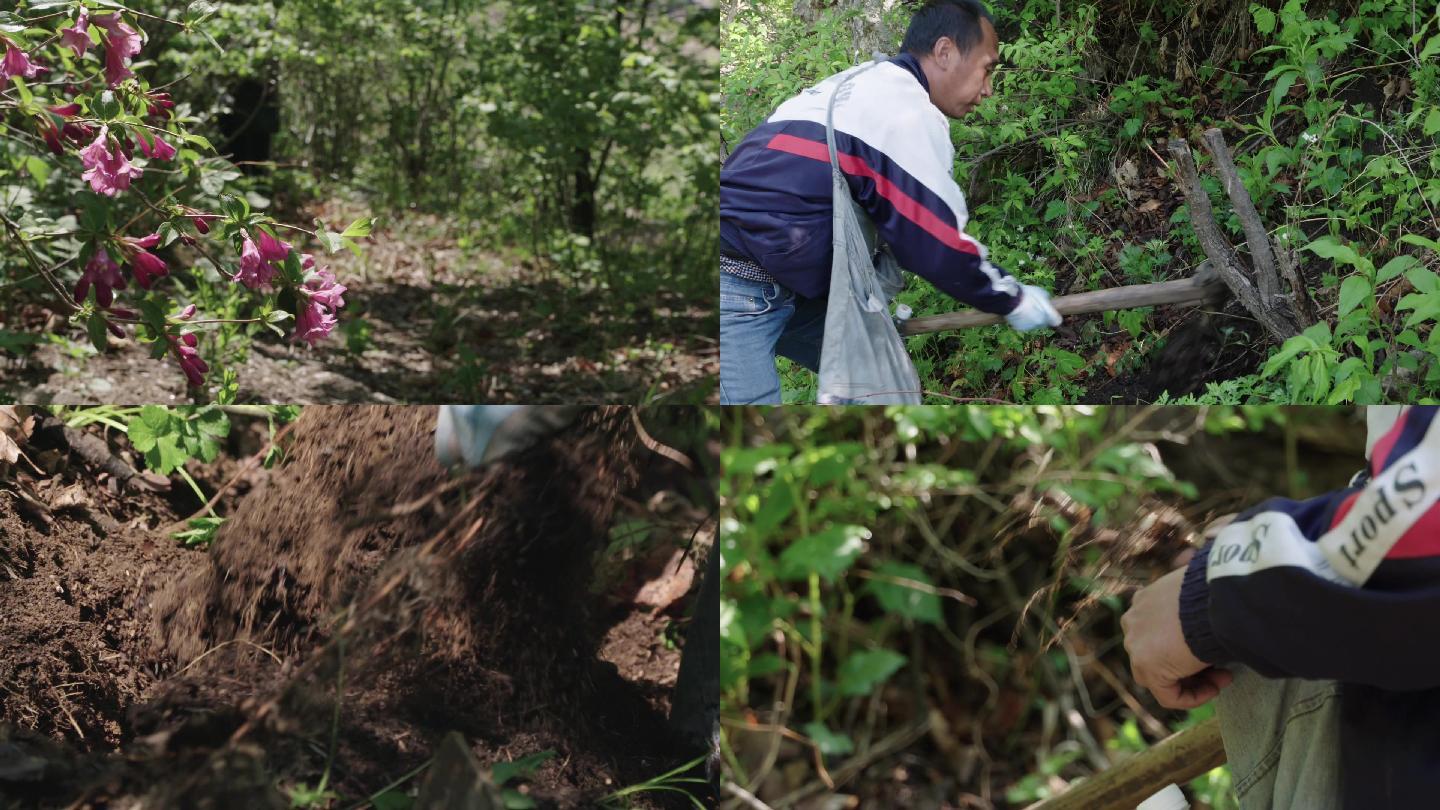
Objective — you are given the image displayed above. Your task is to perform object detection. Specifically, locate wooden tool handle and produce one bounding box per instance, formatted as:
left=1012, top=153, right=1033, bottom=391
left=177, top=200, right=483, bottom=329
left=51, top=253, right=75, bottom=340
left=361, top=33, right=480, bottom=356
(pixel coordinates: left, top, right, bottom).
left=1027, top=717, right=1226, bottom=810
left=898, top=268, right=1226, bottom=336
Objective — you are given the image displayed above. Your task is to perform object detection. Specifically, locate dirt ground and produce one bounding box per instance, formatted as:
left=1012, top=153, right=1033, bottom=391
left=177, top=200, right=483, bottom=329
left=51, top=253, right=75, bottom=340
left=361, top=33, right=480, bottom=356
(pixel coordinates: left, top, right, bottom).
left=0, top=405, right=714, bottom=809
left=0, top=201, right=718, bottom=406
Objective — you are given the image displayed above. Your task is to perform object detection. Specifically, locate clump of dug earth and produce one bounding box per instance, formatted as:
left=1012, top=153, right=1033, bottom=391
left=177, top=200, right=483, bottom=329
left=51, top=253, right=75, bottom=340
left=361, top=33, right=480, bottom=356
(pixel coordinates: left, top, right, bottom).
left=0, top=405, right=711, bottom=809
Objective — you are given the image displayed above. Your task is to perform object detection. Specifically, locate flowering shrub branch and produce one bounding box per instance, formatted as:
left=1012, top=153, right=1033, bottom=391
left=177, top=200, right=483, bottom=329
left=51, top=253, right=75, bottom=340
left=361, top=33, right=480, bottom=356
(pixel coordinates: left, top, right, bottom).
left=0, top=0, right=370, bottom=397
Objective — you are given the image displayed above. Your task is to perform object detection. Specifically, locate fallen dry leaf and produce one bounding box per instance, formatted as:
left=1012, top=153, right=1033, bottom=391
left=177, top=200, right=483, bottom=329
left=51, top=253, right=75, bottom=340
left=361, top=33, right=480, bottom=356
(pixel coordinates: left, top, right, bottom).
left=634, top=548, right=696, bottom=612
left=0, top=406, right=32, bottom=466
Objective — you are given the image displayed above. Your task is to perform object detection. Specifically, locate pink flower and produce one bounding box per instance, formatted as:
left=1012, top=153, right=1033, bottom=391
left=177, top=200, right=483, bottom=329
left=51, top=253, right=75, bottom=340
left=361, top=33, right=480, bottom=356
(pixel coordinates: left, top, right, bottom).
left=60, top=11, right=91, bottom=59
left=146, top=91, right=174, bottom=120
left=292, top=262, right=346, bottom=346
left=137, top=131, right=176, bottom=161
left=235, top=235, right=274, bottom=289
left=116, top=233, right=167, bottom=288
left=177, top=304, right=197, bottom=320
left=170, top=333, right=208, bottom=387
left=38, top=119, right=64, bottom=156
left=94, top=15, right=142, bottom=59
left=302, top=265, right=347, bottom=310
left=293, top=299, right=339, bottom=347
left=79, top=126, right=143, bottom=196
left=94, top=14, right=141, bottom=87
left=49, top=103, right=81, bottom=118
left=62, top=121, right=95, bottom=146
left=74, top=249, right=126, bottom=308
left=123, top=232, right=162, bottom=251
left=103, top=46, right=134, bottom=87
left=128, top=251, right=168, bottom=289
left=1, top=43, right=41, bottom=82
left=256, top=230, right=292, bottom=263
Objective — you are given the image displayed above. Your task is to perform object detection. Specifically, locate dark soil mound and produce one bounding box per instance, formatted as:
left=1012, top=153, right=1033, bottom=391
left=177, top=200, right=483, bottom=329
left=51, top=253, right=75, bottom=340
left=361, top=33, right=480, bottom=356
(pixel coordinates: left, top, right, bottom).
left=0, top=478, right=197, bottom=749
left=1, top=406, right=710, bottom=809
left=150, top=405, right=452, bottom=666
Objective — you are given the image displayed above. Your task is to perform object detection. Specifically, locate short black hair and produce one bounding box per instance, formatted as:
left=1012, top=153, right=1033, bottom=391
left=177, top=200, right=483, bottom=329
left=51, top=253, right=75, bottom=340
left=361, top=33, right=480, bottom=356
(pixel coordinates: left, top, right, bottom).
left=900, top=0, right=995, bottom=57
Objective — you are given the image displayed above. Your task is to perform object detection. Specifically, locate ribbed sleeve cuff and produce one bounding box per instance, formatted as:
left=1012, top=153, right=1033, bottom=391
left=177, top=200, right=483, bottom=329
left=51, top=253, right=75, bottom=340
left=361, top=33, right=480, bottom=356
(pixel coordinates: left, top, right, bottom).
left=1178, top=544, right=1228, bottom=665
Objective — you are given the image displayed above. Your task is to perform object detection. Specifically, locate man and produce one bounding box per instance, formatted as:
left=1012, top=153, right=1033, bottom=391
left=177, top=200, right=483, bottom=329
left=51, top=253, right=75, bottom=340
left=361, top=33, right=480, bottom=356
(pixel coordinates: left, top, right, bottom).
left=1122, top=405, right=1440, bottom=808
left=719, top=0, right=1062, bottom=405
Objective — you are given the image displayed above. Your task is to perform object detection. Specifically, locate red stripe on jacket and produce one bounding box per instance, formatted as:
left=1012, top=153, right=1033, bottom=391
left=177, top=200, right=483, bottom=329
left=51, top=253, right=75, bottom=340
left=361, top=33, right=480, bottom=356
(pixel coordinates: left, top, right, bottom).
left=765, top=133, right=980, bottom=257
left=1370, top=408, right=1412, bottom=476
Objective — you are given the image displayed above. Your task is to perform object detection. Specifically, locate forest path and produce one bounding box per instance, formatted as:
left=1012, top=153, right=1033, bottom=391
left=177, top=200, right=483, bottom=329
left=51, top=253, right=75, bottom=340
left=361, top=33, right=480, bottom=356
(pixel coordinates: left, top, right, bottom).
left=3, top=200, right=717, bottom=404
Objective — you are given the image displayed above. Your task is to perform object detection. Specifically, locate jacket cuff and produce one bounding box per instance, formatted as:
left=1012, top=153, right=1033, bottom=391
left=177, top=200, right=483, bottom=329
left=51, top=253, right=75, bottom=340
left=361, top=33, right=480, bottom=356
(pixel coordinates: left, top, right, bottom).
left=1178, top=544, right=1229, bottom=665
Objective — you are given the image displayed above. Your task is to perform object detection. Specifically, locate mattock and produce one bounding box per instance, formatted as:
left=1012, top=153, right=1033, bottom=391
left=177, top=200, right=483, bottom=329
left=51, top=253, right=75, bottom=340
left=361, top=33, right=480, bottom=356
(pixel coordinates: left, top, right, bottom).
left=900, top=126, right=1316, bottom=340
left=899, top=264, right=1228, bottom=336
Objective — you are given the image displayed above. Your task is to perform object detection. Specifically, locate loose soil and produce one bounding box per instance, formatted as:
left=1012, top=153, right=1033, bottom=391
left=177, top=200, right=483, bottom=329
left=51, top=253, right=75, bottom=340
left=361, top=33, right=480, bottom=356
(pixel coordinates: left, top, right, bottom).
left=0, top=406, right=712, bottom=809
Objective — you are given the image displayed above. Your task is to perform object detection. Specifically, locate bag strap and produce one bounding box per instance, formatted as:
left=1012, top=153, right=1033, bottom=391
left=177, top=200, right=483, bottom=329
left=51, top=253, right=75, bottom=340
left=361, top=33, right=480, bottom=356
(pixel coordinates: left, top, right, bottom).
left=824, top=60, right=883, bottom=176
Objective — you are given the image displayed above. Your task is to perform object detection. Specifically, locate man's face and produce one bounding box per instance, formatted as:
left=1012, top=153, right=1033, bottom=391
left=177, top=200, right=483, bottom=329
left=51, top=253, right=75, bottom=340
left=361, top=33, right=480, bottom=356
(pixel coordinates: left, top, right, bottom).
left=925, top=19, right=1000, bottom=119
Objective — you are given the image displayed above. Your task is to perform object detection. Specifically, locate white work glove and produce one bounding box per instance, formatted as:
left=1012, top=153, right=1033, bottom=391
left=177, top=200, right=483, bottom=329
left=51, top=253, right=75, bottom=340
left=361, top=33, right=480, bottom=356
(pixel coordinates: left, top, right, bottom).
left=1004, top=284, right=1063, bottom=332
left=435, top=406, right=583, bottom=468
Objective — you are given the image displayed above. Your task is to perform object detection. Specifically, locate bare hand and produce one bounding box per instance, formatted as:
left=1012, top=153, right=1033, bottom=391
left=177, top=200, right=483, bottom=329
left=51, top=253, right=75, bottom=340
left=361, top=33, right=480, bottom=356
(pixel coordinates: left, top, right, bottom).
left=1122, top=566, right=1233, bottom=709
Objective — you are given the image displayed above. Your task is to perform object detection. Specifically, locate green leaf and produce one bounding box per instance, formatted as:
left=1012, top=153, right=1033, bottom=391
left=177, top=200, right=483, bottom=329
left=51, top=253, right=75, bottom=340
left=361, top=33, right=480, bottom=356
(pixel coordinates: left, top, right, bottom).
left=1268, top=70, right=1298, bottom=112
left=749, top=480, right=794, bottom=540
left=0, top=329, right=39, bottom=356
left=1261, top=334, right=1312, bottom=378
left=1398, top=292, right=1440, bottom=328
left=24, top=156, right=50, bottom=186
left=193, top=408, right=231, bottom=439
left=492, top=750, right=556, bottom=786
left=1425, top=107, right=1440, bottom=138
left=1336, top=274, right=1371, bottom=317
left=369, top=790, right=413, bottom=810
left=140, top=405, right=172, bottom=432
left=1252, top=6, right=1276, bottom=34
left=837, top=648, right=907, bottom=696
left=1309, top=352, right=1331, bottom=401
left=1303, top=236, right=1359, bottom=268
left=341, top=216, right=375, bottom=239
left=127, top=418, right=159, bottom=453
left=865, top=562, right=943, bottom=625
left=87, top=312, right=109, bottom=354
left=1420, top=34, right=1440, bottom=63
left=172, top=516, right=226, bottom=548
left=801, top=721, right=854, bottom=757
left=318, top=229, right=345, bottom=254
left=152, top=435, right=188, bottom=476
left=1377, top=255, right=1418, bottom=284
left=1405, top=266, right=1440, bottom=296
left=777, top=525, right=869, bottom=582
left=1400, top=234, right=1440, bottom=254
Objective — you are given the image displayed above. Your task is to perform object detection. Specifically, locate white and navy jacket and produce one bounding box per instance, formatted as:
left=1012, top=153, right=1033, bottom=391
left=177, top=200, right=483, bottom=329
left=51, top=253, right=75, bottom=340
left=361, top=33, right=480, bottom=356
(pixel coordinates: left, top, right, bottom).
left=1181, top=405, right=1440, bottom=807
left=720, top=54, right=1022, bottom=314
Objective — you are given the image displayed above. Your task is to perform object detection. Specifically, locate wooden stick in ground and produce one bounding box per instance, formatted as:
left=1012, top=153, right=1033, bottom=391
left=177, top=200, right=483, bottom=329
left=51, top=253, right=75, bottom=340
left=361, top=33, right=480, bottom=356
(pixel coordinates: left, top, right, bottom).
left=898, top=268, right=1227, bottom=336
left=1168, top=137, right=1301, bottom=341
left=1200, top=128, right=1281, bottom=304
left=1027, top=717, right=1226, bottom=810
left=1199, top=128, right=1313, bottom=325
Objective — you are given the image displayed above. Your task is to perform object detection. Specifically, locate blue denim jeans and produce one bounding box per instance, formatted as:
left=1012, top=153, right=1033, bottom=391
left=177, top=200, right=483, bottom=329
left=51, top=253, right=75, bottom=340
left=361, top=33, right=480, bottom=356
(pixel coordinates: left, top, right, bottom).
left=719, top=271, right=827, bottom=404
left=1217, top=666, right=1342, bottom=810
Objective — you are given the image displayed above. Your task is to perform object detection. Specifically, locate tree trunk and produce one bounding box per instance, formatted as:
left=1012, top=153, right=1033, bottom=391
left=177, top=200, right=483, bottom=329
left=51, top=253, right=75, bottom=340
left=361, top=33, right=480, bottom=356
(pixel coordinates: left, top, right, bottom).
left=792, top=0, right=901, bottom=60
left=570, top=149, right=597, bottom=238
